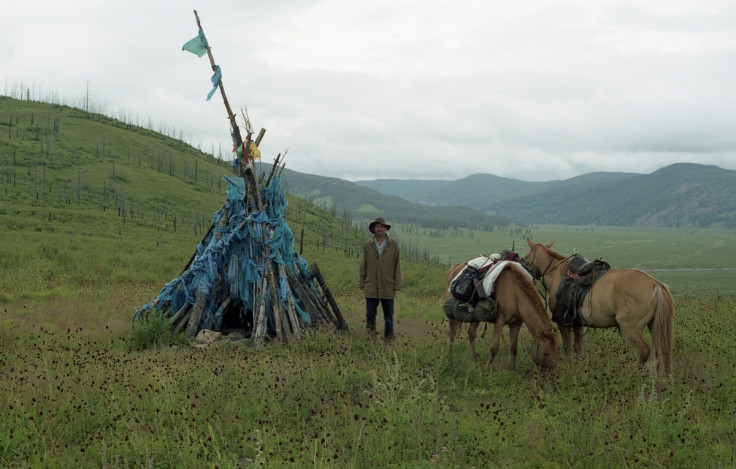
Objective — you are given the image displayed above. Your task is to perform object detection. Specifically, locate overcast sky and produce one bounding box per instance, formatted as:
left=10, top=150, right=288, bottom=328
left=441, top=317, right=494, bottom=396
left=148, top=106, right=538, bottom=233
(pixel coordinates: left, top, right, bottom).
left=3, top=0, right=736, bottom=181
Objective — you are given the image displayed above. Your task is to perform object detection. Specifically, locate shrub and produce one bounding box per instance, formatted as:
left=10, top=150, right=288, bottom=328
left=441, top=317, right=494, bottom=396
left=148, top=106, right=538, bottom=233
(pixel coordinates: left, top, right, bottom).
left=127, top=313, right=188, bottom=350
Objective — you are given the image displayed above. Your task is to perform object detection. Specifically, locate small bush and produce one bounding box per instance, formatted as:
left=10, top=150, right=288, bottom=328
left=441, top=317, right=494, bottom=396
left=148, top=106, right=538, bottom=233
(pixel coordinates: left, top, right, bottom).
left=127, top=313, right=188, bottom=350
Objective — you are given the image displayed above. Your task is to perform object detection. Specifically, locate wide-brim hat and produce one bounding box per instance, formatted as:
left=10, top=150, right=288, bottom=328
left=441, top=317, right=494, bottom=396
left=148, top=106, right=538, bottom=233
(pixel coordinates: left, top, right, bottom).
left=369, top=217, right=391, bottom=234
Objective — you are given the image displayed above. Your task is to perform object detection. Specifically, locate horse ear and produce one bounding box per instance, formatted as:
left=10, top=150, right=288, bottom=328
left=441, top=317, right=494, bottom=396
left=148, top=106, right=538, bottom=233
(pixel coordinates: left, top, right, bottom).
left=545, top=241, right=555, bottom=248
left=526, top=237, right=534, bottom=248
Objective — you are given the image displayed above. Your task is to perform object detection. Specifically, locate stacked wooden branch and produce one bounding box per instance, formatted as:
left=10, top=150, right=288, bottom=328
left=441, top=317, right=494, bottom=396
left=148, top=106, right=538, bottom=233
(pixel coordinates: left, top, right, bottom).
left=136, top=154, right=347, bottom=345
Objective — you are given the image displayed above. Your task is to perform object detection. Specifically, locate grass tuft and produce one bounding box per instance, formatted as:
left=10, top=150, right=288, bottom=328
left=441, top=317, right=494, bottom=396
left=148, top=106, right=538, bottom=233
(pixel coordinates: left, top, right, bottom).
left=127, top=314, right=189, bottom=351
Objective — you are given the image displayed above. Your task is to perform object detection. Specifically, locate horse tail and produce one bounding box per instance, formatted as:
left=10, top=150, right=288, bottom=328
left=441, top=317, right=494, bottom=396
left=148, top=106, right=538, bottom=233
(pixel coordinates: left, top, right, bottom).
left=651, top=282, right=675, bottom=376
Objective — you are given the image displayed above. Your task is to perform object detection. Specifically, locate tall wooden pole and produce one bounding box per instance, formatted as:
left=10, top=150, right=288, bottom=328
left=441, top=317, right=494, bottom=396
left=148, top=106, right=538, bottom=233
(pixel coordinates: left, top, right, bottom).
left=193, top=10, right=243, bottom=150
left=192, top=10, right=262, bottom=207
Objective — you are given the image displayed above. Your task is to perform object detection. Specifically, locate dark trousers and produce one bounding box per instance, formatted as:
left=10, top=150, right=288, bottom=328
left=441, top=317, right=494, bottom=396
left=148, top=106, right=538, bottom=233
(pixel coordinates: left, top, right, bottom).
left=366, top=298, right=394, bottom=338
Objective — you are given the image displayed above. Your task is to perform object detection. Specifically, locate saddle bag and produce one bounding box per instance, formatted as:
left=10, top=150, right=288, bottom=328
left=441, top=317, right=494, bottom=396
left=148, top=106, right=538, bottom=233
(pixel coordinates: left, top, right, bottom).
left=499, top=249, right=522, bottom=262
left=443, top=297, right=498, bottom=323
left=449, top=265, right=480, bottom=302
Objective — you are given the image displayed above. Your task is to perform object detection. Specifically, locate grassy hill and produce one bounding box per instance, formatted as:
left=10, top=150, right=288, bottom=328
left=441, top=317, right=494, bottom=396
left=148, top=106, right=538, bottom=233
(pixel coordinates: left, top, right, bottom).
left=0, top=96, right=377, bottom=302
left=495, top=163, right=736, bottom=227
left=1, top=96, right=227, bottom=229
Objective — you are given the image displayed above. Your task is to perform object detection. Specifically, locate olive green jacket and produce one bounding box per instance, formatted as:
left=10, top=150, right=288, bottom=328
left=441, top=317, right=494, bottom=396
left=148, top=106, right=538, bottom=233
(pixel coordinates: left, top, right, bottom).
left=359, top=236, right=403, bottom=299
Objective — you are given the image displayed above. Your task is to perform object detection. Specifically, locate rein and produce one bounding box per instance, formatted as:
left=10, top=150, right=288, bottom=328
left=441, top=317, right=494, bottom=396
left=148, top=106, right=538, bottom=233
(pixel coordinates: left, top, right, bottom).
left=536, top=254, right=567, bottom=292
left=528, top=246, right=567, bottom=313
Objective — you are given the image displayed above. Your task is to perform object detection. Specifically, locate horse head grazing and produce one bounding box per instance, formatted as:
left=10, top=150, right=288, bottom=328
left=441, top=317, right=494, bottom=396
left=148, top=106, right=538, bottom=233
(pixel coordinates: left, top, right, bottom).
left=531, top=329, right=559, bottom=374
left=510, top=264, right=559, bottom=374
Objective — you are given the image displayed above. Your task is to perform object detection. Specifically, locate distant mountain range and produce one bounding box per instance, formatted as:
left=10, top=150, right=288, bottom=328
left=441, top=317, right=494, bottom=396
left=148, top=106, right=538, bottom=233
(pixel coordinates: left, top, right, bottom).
left=257, top=164, right=517, bottom=231
left=271, top=163, right=736, bottom=228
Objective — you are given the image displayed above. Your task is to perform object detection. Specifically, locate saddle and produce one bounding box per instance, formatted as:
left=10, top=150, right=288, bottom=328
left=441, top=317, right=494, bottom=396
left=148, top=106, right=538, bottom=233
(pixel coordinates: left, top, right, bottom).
left=552, top=253, right=611, bottom=325
left=567, top=253, right=610, bottom=280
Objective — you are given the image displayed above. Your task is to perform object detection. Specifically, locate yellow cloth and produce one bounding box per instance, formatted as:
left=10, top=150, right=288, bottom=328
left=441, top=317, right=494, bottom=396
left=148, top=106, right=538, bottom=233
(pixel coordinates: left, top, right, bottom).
left=249, top=142, right=261, bottom=161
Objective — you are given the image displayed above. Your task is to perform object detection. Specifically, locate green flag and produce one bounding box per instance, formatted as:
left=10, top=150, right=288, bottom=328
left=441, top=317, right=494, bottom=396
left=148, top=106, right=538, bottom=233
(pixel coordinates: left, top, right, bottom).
left=182, top=28, right=208, bottom=57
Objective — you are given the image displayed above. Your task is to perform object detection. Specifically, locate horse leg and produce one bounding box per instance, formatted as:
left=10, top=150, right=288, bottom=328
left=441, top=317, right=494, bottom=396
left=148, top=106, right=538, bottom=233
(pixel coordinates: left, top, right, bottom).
left=448, top=318, right=460, bottom=359
left=559, top=325, right=574, bottom=357
left=507, top=324, right=521, bottom=371
left=467, top=322, right=480, bottom=363
left=573, top=326, right=584, bottom=355
left=485, top=321, right=505, bottom=372
left=622, top=326, right=651, bottom=367
left=617, top=305, right=653, bottom=368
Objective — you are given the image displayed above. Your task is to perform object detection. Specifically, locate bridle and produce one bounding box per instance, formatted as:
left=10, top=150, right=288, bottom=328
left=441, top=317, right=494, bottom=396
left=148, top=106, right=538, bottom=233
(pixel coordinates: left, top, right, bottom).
left=527, top=245, right=566, bottom=291
left=527, top=246, right=564, bottom=278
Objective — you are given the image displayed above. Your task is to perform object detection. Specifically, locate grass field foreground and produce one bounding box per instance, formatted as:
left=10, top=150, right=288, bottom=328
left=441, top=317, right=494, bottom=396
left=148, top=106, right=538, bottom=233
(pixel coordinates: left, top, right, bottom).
left=1, top=288, right=734, bottom=468
left=2, top=219, right=736, bottom=467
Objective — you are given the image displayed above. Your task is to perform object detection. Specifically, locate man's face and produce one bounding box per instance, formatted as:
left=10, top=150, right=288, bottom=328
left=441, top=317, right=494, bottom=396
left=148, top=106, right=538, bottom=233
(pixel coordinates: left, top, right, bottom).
left=373, top=223, right=387, bottom=235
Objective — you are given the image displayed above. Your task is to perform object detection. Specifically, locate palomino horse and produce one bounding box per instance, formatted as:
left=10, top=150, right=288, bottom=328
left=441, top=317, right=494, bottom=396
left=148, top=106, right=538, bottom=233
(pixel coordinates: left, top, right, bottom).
left=524, top=238, right=674, bottom=378
left=445, top=261, right=559, bottom=373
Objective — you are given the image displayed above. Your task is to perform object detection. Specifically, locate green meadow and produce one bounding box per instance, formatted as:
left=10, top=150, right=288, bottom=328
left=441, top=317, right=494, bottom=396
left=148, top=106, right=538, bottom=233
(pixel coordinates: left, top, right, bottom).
left=2, top=207, right=736, bottom=467
left=396, top=222, right=736, bottom=295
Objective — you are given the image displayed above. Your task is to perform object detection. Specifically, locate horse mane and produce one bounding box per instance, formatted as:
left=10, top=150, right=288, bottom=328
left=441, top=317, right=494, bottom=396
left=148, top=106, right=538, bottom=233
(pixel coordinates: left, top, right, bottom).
left=506, top=264, right=558, bottom=347
left=507, top=264, right=546, bottom=313
left=540, top=243, right=567, bottom=261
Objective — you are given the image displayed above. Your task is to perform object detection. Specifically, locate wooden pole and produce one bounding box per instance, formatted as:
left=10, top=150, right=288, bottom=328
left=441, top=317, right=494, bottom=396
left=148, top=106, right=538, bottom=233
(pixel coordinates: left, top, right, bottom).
left=185, top=293, right=208, bottom=338
left=267, top=263, right=283, bottom=344
left=213, top=297, right=232, bottom=320
left=173, top=311, right=191, bottom=334
left=254, top=128, right=266, bottom=147
left=278, top=263, right=303, bottom=340
left=286, top=271, right=325, bottom=325
left=193, top=10, right=242, bottom=149
left=311, top=262, right=347, bottom=330
left=192, top=10, right=262, bottom=205
left=168, top=302, right=192, bottom=325
left=252, top=276, right=268, bottom=345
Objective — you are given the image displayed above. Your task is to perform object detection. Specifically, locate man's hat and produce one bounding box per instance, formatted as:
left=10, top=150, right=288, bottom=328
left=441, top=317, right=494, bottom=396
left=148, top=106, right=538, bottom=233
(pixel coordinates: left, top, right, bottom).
left=369, top=217, right=391, bottom=234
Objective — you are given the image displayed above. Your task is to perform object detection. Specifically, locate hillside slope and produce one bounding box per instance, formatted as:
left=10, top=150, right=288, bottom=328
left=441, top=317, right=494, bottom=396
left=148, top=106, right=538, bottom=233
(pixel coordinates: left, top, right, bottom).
left=510, top=163, right=736, bottom=227
left=0, top=97, right=364, bottom=262
left=357, top=172, right=638, bottom=211
left=257, top=163, right=518, bottom=231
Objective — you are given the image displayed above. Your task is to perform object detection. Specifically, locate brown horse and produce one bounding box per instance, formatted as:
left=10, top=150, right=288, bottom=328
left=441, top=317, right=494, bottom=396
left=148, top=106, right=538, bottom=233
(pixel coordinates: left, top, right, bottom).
left=445, top=261, right=559, bottom=373
left=524, top=238, right=674, bottom=378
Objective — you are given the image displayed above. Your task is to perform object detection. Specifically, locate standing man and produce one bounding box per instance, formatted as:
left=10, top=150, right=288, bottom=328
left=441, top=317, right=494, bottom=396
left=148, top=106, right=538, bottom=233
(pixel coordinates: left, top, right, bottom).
left=359, top=217, right=403, bottom=340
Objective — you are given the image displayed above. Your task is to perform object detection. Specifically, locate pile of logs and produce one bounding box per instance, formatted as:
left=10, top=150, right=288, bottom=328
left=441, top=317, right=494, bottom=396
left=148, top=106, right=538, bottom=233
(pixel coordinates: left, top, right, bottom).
left=138, top=157, right=347, bottom=345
